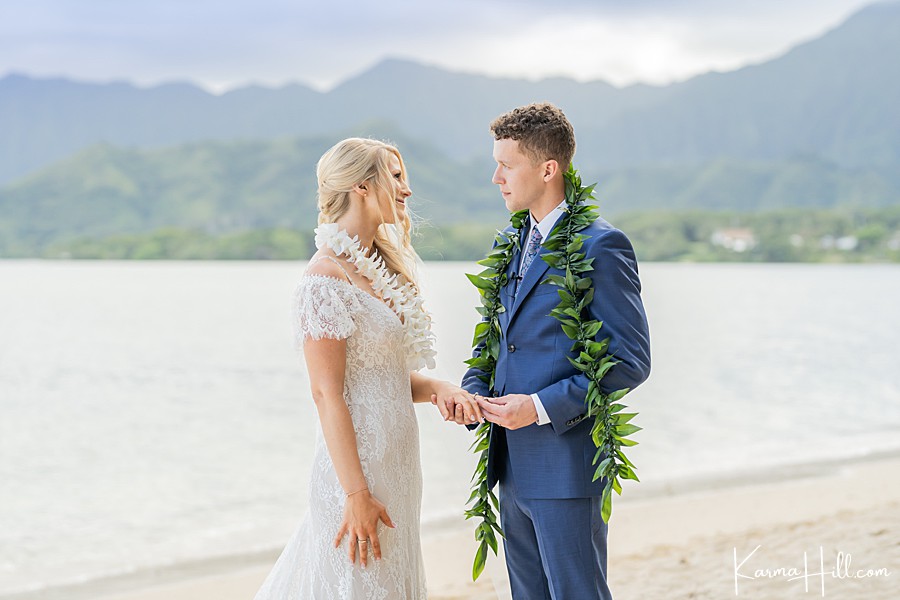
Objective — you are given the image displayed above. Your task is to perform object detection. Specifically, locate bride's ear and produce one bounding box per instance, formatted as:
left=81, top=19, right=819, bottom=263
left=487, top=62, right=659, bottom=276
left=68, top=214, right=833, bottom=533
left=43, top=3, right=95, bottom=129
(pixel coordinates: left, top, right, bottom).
left=353, top=182, right=369, bottom=198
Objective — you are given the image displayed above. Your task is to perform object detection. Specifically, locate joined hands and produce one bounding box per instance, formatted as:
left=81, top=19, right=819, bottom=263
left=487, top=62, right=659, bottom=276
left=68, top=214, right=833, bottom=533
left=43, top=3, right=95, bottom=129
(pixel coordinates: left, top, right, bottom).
left=431, top=386, right=538, bottom=429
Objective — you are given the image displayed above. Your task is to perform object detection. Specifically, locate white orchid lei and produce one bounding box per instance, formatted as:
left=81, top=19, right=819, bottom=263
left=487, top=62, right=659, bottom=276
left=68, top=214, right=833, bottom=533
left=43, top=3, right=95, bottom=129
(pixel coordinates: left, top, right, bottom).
left=314, top=223, right=437, bottom=371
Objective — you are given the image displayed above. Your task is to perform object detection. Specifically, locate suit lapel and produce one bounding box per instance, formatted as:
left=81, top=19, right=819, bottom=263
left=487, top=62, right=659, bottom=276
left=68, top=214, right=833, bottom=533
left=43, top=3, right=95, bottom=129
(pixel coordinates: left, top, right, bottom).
left=500, top=224, right=525, bottom=330
left=508, top=244, right=551, bottom=327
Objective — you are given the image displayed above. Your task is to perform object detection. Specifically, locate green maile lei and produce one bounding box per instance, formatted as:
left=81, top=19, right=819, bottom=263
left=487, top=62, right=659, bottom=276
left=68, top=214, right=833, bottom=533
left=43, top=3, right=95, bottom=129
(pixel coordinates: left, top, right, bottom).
left=463, top=166, right=641, bottom=580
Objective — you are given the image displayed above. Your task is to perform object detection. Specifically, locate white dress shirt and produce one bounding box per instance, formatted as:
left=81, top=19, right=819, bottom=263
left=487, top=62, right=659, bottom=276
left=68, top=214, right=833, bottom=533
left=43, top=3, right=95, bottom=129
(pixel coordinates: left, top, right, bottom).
left=521, top=200, right=567, bottom=426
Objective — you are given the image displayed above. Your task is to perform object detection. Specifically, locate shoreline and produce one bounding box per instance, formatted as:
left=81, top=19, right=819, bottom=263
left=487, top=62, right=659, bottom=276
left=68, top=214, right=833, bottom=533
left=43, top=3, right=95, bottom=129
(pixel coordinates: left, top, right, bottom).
left=5, top=448, right=900, bottom=600
left=622, top=444, right=900, bottom=501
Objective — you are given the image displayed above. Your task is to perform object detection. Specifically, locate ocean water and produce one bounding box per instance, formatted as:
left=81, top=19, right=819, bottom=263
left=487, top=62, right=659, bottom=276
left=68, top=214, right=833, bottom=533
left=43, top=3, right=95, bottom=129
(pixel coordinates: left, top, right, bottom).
left=1, top=260, right=899, bottom=596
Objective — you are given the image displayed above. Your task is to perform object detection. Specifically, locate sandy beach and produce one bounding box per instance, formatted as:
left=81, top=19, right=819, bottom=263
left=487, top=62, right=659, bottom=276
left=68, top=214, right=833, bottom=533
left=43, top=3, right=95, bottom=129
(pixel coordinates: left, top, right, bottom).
left=53, top=452, right=895, bottom=600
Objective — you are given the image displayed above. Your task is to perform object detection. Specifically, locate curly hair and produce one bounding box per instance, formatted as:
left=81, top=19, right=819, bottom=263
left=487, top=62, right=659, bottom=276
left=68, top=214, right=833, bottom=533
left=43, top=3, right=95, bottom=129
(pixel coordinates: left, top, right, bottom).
left=489, top=102, right=576, bottom=170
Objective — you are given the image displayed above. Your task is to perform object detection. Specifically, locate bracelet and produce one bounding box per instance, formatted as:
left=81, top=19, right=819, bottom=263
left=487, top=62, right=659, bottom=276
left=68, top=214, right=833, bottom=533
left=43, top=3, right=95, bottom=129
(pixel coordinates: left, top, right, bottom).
left=346, top=487, right=368, bottom=498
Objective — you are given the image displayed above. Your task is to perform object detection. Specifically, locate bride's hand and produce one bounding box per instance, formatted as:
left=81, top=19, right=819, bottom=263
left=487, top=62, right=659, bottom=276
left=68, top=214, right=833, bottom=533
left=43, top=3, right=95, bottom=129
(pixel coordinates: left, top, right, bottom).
left=333, top=490, right=395, bottom=567
left=431, top=383, right=484, bottom=425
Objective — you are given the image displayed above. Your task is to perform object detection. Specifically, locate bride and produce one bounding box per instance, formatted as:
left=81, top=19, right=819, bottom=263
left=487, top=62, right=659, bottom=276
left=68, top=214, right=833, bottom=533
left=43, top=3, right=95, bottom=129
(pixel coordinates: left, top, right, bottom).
left=254, top=138, right=480, bottom=599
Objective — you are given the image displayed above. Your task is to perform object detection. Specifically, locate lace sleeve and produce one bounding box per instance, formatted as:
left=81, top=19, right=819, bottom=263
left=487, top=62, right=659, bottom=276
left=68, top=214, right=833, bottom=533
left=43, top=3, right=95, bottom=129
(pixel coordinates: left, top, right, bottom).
left=292, top=275, right=359, bottom=346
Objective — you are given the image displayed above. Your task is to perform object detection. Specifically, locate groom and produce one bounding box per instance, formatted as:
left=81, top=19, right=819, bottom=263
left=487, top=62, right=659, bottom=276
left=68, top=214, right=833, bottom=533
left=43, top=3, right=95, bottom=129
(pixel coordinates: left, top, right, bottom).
left=460, top=103, right=651, bottom=599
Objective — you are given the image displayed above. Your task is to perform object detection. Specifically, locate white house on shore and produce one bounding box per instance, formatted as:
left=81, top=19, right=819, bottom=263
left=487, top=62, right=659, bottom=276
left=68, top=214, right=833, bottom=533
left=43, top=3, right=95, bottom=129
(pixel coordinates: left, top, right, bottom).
left=820, top=235, right=859, bottom=251
left=711, top=228, right=757, bottom=252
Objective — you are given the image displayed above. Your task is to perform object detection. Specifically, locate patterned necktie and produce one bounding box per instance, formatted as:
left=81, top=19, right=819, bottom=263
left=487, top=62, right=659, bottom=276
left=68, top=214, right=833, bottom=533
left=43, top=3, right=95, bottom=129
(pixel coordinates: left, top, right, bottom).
left=517, top=226, right=543, bottom=293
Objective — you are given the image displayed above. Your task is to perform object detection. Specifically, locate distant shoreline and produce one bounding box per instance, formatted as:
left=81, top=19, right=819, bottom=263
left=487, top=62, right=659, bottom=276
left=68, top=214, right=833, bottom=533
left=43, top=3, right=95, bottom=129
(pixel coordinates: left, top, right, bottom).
left=3, top=207, right=899, bottom=263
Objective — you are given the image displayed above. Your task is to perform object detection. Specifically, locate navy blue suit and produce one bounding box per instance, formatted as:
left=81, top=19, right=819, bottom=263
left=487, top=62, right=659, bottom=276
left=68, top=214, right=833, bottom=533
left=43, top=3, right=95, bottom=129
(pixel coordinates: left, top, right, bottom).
left=462, top=215, right=651, bottom=599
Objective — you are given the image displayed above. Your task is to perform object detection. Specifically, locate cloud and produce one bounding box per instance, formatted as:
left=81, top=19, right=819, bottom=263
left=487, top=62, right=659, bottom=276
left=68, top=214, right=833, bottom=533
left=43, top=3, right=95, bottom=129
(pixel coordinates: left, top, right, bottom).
left=329, top=0, right=877, bottom=88
left=410, top=16, right=737, bottom=87
left=0, top=0, right=880, bottom=91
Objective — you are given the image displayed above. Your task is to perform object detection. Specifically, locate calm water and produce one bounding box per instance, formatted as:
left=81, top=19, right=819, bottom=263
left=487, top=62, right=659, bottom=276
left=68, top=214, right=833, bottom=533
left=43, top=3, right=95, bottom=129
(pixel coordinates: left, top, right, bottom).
left=1, top=261, right=899, bottom=595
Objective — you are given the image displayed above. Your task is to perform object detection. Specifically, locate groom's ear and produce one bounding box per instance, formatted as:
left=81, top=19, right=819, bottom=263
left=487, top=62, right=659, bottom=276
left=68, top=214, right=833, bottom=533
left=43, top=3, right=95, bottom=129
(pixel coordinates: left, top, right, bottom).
left=542, top=159, right=560, bottom=182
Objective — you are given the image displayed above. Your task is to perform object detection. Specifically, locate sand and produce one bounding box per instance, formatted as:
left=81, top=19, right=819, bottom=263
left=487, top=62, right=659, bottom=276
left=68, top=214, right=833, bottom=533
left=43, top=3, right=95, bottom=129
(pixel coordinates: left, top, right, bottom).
left=37, top=453, right=900, bottom=600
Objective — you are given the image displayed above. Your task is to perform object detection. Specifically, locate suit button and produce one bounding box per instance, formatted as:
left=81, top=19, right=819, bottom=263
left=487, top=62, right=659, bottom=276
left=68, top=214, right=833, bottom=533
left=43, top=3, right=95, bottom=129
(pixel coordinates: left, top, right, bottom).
left=507, top=344, right=516, bottom=353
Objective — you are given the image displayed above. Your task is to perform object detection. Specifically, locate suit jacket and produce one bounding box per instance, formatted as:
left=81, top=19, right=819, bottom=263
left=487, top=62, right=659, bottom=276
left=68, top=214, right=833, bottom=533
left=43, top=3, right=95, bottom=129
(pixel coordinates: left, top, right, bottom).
left=462, top=215, right=651, bottom=498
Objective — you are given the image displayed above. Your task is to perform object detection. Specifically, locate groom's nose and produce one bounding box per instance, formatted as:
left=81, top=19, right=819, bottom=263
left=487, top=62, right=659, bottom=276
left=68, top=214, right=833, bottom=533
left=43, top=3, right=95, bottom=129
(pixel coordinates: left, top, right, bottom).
left=492, top=165, right=503, bottom=185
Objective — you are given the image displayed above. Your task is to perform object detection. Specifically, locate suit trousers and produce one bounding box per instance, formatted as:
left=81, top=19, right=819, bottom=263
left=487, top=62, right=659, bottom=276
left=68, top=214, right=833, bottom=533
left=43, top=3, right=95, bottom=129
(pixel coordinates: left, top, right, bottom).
left=499, top=452, right=612, bottom=600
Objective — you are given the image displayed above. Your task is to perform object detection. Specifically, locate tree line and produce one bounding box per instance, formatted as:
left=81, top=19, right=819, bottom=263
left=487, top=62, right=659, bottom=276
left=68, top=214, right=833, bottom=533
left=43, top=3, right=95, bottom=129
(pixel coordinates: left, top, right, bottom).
left=8, top=207, right=898, bottom=263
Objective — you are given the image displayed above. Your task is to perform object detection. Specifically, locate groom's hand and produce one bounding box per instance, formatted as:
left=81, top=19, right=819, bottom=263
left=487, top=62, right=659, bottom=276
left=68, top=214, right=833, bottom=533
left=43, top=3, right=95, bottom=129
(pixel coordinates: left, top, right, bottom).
left=476, top=394, right=537, bottom=430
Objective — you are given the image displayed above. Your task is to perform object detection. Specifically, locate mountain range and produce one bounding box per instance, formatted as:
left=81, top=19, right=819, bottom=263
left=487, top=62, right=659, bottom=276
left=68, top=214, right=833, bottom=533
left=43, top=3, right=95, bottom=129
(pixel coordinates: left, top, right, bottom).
left=2, top=2, right=899, bottom=184
left=1, top=2, right=899, bottom=256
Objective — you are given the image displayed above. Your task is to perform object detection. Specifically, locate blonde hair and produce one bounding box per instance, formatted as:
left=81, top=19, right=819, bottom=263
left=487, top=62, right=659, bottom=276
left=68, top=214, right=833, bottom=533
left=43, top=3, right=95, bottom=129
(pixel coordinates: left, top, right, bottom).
left=316, top=137, right=420, bottom=288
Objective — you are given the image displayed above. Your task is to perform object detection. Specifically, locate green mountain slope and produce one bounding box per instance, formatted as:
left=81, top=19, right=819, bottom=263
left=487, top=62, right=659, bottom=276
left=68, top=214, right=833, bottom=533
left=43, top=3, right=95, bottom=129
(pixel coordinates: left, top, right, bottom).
left=2, top=132, right=898, bottom=258
left=0, top=129, right=502, bottom=254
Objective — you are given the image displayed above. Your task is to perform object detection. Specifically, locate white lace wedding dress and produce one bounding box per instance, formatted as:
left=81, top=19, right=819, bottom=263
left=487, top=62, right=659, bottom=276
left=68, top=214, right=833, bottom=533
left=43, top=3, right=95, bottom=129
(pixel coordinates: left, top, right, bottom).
left=254, top=272, right=427, bottom=599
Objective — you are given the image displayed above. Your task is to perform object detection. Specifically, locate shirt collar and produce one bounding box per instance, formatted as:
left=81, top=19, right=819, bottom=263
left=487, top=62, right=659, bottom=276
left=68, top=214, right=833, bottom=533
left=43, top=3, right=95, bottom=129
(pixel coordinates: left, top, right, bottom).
left=528, top=199, right=567, bottom=241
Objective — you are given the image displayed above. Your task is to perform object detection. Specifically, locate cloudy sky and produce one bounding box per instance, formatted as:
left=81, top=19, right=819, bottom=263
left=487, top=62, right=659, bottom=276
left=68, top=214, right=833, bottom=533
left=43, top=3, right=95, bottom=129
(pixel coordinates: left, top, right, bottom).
left=0, top=0, right=882, bottom=92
